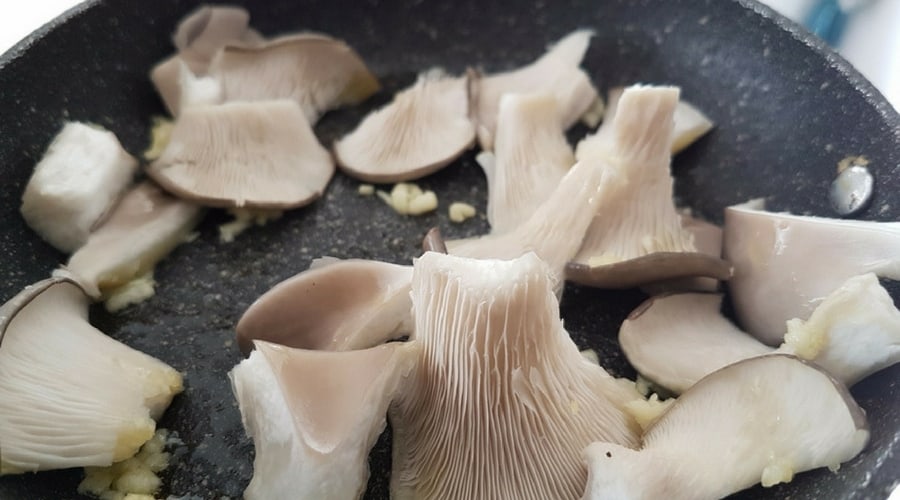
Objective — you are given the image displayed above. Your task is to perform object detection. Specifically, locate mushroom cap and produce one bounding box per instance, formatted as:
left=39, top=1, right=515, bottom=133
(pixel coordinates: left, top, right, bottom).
left=0, top=275, right=182, bottom=474
left=66, top=180, right=205, bottom=292
left=211, top=33, right=380, bottom=123
left=583, top=355, right=869, bottom=500
left=334, top=71, right=475, bottom=183
left=172, top=5, right=260, bottom=71
left=230, top=340, right=420, bottom=500
left=723, top=199, right=900, bottom=344
left=640, top=213, right=725, bottom=293
left=235, top=259, right=413, bottom=354
left=484, top=93, right=574, bottom=234
left=474, top=30, right=598, bottom=150
left=147, top=100, right=335, bottom=209
left=390, top=251, right=639, bottom=499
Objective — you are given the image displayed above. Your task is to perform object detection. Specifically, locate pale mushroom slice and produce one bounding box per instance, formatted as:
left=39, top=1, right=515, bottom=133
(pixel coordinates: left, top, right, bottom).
left=150, top=58, right=224, bottom=117
left=568, top=85, right=730, bottom=288
left=147, top=100, right=335, bottom=209
left=235, top=259, right=414, bottom=354
left=474, top=29, right=599, bottom=150
left=20, top=122, right=139, bottom=253
left=66, top=181, right=206, bottom=303
left=172, top=5, right=263, bottom=73
left=334, top=70, right=475, bottom=183
left=210, top=33, right=380, bottom=123
left=483, top=93, right=574, bottom=234
left=621, top=273, right=900, bottom=394
left=389, top=252, right=641, bottom=499
left=230, top=340, right=420, bottom=500
left=0, top=274, right=183, bottom=474
left=582, top=355, right=869, bottom=500
left=724, top=199, right=900, bottom=344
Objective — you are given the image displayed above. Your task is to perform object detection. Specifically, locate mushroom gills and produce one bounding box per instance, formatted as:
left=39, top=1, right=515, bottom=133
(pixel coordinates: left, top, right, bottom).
left=235, top=259, right=414, bottom=354
left=147, top=99, right=335, bottom=209
left=389, top=251, right=640, bottom=500
left=723, top=199, right=900, bottom=344
left=334, top=70, right=475, bottom=183
left=230, top=340, right=420, bottom=500
left=20, top=122, right=139, bottom=253
left=0, top=275, right=183, bottom=474
left=582, top=354, right=869, bottom=500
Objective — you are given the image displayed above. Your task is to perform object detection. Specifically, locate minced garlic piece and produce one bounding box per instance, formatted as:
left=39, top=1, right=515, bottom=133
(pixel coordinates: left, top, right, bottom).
left=357, top=184, right=375, bottom=196
left=143, top=117, right=174, bottom=161
left=219, top=208, right=284, bottom=243
left=79, top=429, right=175, bottom=500
left=448, top=202, right=476, bottom=223
left=580, top=96, right=606, bottom=128
left=376, top=183, right=438, bottom=215
left=624, top=394, right=675, bottom=431
left=104, top=272, right=157, bottom=313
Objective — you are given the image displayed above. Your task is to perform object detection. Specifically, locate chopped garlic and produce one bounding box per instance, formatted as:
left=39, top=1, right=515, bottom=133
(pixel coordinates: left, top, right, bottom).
left=580, top=95, right=606, bottom=128
left=219, top=208, right=283, bottom=243
left=579, top=348, right=600, bottom=365
left=624, top=394, right=675, bottom=431
left=104, top=272, right=156, bottom=313
left=143, top=117, right=174, bottom=161
left=357, top=184, right=375, bottom=196
left=376, top=182, right=438, bottom=215
left=448, top=202, right=476, bottom=223
left=79, top=429, right=176, bottom=500
left=760, top=457, right=795, bottom=487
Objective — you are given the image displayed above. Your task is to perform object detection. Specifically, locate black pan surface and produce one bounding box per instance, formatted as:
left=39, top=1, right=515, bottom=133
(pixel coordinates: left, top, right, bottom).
left=0, top=0, right=898, bottom=498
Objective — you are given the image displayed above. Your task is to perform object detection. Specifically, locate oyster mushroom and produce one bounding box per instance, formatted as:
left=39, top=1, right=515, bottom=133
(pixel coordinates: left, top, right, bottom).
left=334, top=70, right=475, bottom=183
left=723, top=199, right=900, bottom=344
left=0, top=274, right=183, bottom=474
left=482, top=93, right=574, bottom=234
left=65, top=181, right=206, bottom=306
left=150, top=58, right=224, bottom=117
left=20, top=122, right=139, bottom=253
left=389, top=251, right=640, bottom=499
left=641, top=213, right=724, bottom=293
left=567, top=85, right=730, bottom=288
left=210, top=33, right=380, bottom=123
left=147, top=100, right=334, bottom=209
left=620, top=273, right=900, bottom=394
left=583, top=354, right=869, bottom=500
left=474, top=29, right=598, bottom=150
left=236, top=259, right=413, bottom=354
left=230, top=340, right=419, bottom=499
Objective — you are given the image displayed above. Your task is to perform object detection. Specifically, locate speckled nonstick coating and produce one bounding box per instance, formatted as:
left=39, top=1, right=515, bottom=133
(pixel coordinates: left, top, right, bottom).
left=0, top=0, right=897, bottom=498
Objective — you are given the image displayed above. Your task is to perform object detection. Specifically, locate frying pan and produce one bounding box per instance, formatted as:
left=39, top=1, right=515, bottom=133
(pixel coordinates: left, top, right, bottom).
left=0, top=0, right=898, bottom=498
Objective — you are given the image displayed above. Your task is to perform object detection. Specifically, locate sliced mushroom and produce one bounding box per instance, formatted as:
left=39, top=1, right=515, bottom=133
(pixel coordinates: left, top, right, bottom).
left=172, top=5, right=262, bottom=73
left=210, top=33, right=380, bottom=123
left=20, top=122, right=139, bottom=253
left=567, top=85, right=730, bottom=288
left=723, top=199, right=900, bottom=344
left=66, top=181, right=205, bottom=300
left=0, top=274, right=183, bottom=474
left=483, top=93, right=574, bottom=234
left=671, top=99, right=714, bottom=154
left=230, top=340, right=419, bottom=499
left=389, top=251, right=640, bottom=499
left=620, top=273, right=900, bottom=394
left=641, top=213, right=724, bottom=293
left=236, top=259, right=413, bottom=354
left=147, top=100, right=335, bottom=209
left=583, top=354, right=869, bottom=500
left=334, top=70, right=475, bottom=183
left=474, top=30, right=598, bottom=150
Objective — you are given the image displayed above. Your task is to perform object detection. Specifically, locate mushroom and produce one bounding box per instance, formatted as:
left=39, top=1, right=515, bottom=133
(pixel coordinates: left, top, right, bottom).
left=723, top=199, right=900, bottom=344
left=334, top=70, right=475, bottom=183
left=147, top=100, right=335, bottom=209
left=235, top=259, right=414, bottom=354
left=230, top=340, right=419, bottom=499
left=474, top=30, right=598, bottom=150
left=482, top=93, right=574, bottom=234
left=640, top=213, right=724, bottom=293
left=582, top=354, right=869, bottom=500
left=150, top=58, right=224, bottom=117
left=210, top=33, right=380, bottom=123
left=389, top=251, right=641, bottom=499
left=619, top=273, right=900, bottom=394
left=0, top=274, right=183, bottom=474
left=65, top=181, right=206, bottom=308
left=567, top=85, right=731, bottom=288
left=20, top=122, right=139, bottom=253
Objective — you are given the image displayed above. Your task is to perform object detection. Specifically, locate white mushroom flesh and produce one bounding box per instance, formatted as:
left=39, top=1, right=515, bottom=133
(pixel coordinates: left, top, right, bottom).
left=723, top=199, right=900, bottom=343
left=20, top=122, right=138, bottom=253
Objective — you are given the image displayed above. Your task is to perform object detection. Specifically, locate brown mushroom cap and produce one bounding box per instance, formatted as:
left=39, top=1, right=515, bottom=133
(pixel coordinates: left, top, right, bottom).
left=147, top=100, right=335, bottom=209
left=334, top=71, right=475, bottom=183
left=211, top=33, right=380, bottom=123
left=236, top=259, right=413, bottom=354
left=389, top=251, right=639, bottom=499
left=583, top=355, right=869, bottom=500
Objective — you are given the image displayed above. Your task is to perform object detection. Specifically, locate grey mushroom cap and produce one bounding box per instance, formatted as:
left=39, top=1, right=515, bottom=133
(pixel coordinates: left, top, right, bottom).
left=583, top=354, right=869, bottom=500
left=568, top=252, right=732, bottom=289
left=148, top=100, right=335, bottom=209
